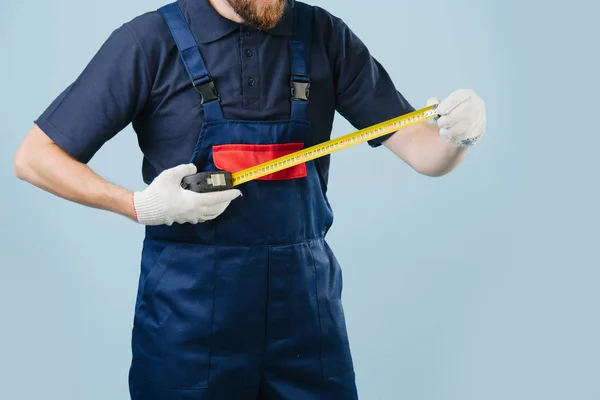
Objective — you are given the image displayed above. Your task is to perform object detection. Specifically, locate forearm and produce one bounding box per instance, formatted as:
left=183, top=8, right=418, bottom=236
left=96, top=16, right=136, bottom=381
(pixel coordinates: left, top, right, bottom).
left=14, top=125, right=136, bottom=220
left=384, top=122, right=468, bottom=177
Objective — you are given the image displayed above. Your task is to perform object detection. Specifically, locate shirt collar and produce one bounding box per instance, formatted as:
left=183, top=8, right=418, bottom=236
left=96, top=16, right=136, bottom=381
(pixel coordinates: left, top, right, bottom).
left=179, top=0, right=295, bottom=44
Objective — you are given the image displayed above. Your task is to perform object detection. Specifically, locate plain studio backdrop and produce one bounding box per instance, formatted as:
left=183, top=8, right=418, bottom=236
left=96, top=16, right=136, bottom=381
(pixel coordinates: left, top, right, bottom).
left=1, top=0, right=598, bottom=399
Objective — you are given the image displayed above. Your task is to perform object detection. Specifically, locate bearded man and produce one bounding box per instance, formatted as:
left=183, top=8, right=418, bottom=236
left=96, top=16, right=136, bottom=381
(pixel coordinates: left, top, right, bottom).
left=14, top=0, right=487, bottom=398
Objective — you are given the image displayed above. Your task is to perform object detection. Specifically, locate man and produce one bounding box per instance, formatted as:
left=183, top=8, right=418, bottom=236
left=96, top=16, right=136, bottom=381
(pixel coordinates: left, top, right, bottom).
left=14, top=0, right=486, bottom=398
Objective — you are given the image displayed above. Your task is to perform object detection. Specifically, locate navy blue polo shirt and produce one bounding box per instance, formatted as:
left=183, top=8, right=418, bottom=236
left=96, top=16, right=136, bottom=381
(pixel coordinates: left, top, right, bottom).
left=35, top=0, right=414, bottom=185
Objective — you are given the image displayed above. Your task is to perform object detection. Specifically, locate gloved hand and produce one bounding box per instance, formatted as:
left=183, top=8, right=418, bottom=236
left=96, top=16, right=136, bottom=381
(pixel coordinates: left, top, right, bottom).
left=427, top=89, right=486, bottom=147
left=132, top=164, right=241, bottom=226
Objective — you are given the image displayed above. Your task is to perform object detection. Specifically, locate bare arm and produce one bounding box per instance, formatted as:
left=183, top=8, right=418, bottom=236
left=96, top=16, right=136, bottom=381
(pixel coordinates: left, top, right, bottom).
left=14, top=124, right=136, bottom=220
left=383, top=121, right=469, bottom=177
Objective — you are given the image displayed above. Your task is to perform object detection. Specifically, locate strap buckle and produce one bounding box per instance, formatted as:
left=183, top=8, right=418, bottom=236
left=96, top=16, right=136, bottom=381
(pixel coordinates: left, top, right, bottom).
left=193, top=75, right=219, bottom=104
left=290, top=73, right=310, bottom=101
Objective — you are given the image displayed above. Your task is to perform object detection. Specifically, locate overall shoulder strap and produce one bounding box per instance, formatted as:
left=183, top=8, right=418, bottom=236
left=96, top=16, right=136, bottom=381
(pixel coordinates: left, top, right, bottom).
left=159, top=3, right=224, bottom=120
left=289, top=2, right=314, bottom=121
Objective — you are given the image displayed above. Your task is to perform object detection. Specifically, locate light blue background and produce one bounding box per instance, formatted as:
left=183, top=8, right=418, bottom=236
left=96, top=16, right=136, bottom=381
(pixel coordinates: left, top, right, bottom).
left=1, top=0, right=598, bottom=399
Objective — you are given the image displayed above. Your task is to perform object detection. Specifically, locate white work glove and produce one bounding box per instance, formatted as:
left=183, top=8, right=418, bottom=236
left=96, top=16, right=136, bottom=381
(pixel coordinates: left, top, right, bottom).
left=427, top=89, right=486, bottom=147
left=132, top=164, right=241, bottom=226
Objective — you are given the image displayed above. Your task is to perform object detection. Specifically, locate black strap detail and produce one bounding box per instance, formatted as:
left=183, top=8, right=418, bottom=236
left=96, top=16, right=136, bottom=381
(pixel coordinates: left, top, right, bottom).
left=193, top=77, right=219, bottom=104
left=291, top=73, right=310, bottom=101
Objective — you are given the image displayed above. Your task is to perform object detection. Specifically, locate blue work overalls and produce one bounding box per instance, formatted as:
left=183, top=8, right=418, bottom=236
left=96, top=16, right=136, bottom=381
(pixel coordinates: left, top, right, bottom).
left=128, top=3, right=358, bottom=399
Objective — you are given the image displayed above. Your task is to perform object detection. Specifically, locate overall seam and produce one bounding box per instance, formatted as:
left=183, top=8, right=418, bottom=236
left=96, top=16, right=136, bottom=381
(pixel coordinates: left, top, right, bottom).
left=206, top=245, right=218, bottom=387
left=306, top=241, right=324, bottom=380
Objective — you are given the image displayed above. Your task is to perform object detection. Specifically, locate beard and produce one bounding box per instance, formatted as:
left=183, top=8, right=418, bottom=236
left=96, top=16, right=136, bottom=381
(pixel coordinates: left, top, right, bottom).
left=226, top=0, right=287, bottom=30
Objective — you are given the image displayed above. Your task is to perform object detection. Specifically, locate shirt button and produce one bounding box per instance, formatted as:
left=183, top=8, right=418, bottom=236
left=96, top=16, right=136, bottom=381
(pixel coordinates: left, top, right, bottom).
left=248, top=77, right=256, bottom=86
left=244, top=31, right=250, bottom=37
left=245, top=49, right=253, bottom=57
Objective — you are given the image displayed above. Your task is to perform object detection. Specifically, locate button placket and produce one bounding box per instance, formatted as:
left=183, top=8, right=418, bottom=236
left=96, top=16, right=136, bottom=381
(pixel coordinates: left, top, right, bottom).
left=240, top=28, right=260, bottom=109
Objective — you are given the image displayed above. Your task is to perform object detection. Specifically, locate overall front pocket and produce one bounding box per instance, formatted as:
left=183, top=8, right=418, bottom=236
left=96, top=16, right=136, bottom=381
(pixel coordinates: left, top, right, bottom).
left=311, top=241, right=355, bottom=379
left=212, top=143, right=308, bottom=180
left=131, top=242, right=217, bottom=389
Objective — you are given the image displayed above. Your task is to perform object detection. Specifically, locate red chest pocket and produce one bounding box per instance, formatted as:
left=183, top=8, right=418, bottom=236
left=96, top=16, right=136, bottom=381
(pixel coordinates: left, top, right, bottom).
left=212, top=143, right=308, bottom=181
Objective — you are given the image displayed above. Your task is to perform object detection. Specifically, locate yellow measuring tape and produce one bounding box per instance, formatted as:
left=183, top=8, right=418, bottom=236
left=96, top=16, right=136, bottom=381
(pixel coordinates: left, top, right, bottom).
left=230, top=104, right=438, bottom=186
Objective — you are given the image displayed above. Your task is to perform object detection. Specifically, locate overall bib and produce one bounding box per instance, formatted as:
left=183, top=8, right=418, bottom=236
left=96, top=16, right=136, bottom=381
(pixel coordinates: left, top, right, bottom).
left=129, top=3, right=358, bottom=399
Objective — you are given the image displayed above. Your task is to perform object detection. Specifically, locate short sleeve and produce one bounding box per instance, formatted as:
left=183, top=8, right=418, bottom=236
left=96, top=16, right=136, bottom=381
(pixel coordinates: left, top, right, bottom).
left=330, top=18, right=415, bottom=147
left=34, top=23, right=151, bottom=163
